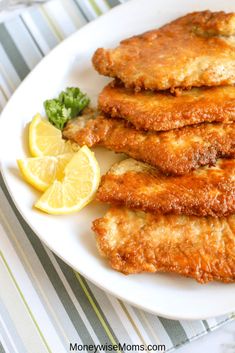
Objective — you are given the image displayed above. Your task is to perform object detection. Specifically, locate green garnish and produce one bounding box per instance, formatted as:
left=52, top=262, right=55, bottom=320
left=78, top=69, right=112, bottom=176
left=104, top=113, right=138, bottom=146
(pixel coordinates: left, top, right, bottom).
left=44, top=100, right=71, bottom=130
left=44, top=87, right=90, bottom=130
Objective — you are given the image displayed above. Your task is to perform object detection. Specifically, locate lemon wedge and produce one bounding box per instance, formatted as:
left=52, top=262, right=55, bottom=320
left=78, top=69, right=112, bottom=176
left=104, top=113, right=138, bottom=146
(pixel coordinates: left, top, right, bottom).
left=29, top=113, right=78, bottom=157
left=35, top=146, right=100, bottom=214
left=17, top=154, right=73, bottom=191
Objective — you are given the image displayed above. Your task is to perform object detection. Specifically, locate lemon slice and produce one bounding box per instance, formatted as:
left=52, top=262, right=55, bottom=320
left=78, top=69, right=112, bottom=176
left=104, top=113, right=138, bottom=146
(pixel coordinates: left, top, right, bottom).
left=29, top=113, right=79, bottom=157
left=35, top=146, right=100, bottom=214
left=17, top=154, right=73, bottom=191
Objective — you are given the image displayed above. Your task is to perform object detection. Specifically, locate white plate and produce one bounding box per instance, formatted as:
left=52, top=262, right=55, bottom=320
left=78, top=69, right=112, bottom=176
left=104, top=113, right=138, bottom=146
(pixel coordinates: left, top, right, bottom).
left=1, top=0, right=235, bottom=320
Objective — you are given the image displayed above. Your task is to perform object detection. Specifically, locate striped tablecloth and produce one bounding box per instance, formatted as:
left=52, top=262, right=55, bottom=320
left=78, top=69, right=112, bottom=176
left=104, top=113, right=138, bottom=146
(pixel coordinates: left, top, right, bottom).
left=0, top=1, right=234, bottom=352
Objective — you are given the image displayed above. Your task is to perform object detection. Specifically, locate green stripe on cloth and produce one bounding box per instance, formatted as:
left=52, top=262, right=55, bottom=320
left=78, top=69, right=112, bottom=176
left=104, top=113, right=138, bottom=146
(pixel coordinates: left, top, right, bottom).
left=133, top=309, right=163, bottom=345
left=39, top=6, right=64, bottom=41
left=86, top=282, right=135, bottom=345
left=88, top=0, right=103, bottom=15
left=0, top=174, right=122, bottom=350
left=143, top=313, right=173, bottom=348
left=0, top=174, right=98, bottom=347
left=0, top=252, right=53, bottom=353
left=0, top=24, right=29, bottom=80
left=118, top=301, right=147, bottom=345
left=18, top=239, right=95, bottom=345
left=0, top=187, right=82, bottom=350
left=76, top=273, right=121, bottom=347
left=0, top=86, right=8, bottom=101
left=27, top=7, right=59, bottom=49
left=56, top=256, right=121, bottom=349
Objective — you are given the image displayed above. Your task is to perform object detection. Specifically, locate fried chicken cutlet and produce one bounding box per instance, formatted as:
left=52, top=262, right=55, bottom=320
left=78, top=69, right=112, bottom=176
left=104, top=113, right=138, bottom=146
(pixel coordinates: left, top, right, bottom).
left=63, top=114, right=235, bottom=175
left=93, top=207, right=235, bottom=283
left=92, top=11, right=235, bottom=91
left=99, top=83, right=235, bottom=131
left=96, top=158, right=235, bottom=217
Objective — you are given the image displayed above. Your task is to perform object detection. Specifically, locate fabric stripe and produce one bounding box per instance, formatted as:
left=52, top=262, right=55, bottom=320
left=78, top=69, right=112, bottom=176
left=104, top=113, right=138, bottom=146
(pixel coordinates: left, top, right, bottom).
left=92, top=0, right=110, bottom=12
left=39, top=6, right=64, bottom=41
left=158, top=318, right=188, bottom=347
left=5, top=18, right=42, bottom=69
left=202, top=320, right=210, bottom=331
left=120, top=304, right=151, bottom=345
left=76, top=275, right=122, bottom=348
left=0, top=341, right=6, bottom=353
left=66, top=266, right=121, bottom=347
left=0, top=24, right=29, bottom=80
left=0, top=73, right=11, bottom=101
left=206, top=318, right=218, bottom=328
left=180, top=321, right=206, bottom=343
left=75, top=0, right=98, bottom=21
left=1, top=180, right=119, bottom=350
left=0, top=299, right=27, bottom=353
left=109, top=296, right=145, bottom=345
left=21, top=238, right=94, bottom=345
left=44, top=248, right=100, bottom=346
left=215, top=314, right=233, bottom=325
left=20, top=15, right=45, bottom=56
left=135, top=310, right=163, bottom=345
left=0, top=188, right=80, bottom=350
left=42, top=0, right=77, bottom=38
left=27, top=7, right=59, bottom=49
left=105, top=0, right=121, bottom=7
left=0, top=90, right=7, bottom=110
left=0, top=316, right=22, bottom=353
left=20, top=11, right=51, bottom=55
left=0, top=175, right=94, bottom=346
left=0, top=44, right=21, bottom=90
left=60, top=0, right=87, bottom=28
left=73, top=0, right=90, bottom=21
left=88, top=0, right=103, bottom=15
left=0, top=252, right=52, bottom=353
left=143, top=314, right=173, bottom=350
left=87, top=283, right=136, bottom=345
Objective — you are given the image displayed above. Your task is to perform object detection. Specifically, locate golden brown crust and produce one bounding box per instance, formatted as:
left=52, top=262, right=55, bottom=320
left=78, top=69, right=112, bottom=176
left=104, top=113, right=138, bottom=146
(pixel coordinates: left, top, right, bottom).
left=92, top=11, right=235, bottom=90
left=63, top=115, right=235, bottom=175
left=96, top=158, right=235, bottom=217
left=99, top=83, right=235, bottom=131
left=93, top=207, right=235, bottom=283
left=191, top=11, right=235, bottom=36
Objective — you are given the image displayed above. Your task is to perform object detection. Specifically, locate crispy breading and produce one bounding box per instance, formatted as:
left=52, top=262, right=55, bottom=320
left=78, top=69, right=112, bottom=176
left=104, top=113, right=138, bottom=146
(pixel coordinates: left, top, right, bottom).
left=93, top=207, right=235, bottom=283
left=92, top=11, right=235, bottom=91
left=63, top=115, right=235, bottom=175
left=191, top=11, right=235, bottom=36
left=99, top=83, right=235, bottom=131
left=96, top=158, right=235, bottom=217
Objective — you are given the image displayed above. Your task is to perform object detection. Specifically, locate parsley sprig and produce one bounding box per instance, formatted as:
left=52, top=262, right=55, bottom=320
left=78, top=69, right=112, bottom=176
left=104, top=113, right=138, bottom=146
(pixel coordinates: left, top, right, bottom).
left=44, top=87, right=90, bottom=130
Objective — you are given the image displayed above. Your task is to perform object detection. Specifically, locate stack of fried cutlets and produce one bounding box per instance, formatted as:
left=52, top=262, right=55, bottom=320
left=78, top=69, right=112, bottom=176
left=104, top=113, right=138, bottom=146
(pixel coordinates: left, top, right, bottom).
left=63, top=11, right=235, bottom=284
